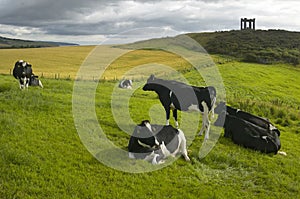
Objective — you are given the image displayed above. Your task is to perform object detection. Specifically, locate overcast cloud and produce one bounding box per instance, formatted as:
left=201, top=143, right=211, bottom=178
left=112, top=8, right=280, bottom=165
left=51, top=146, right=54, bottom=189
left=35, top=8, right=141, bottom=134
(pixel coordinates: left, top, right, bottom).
left=0, top=0, right=299, bottom=45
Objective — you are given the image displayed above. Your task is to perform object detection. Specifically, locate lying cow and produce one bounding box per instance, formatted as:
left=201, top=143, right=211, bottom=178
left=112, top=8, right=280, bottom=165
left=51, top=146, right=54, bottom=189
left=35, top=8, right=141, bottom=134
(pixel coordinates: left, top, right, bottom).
left=142, top=74, right=216, bottom=139
left=214, top=102, right=280, bottom=135
left=214, top=102, right=284, bottom=154
left=128, top=120, right=190, bottom=164
left=29, top=75, right=43, bottom=88
left=13, top=60, right=32, bottom=89
left=119, top=79, right=133, bottom=89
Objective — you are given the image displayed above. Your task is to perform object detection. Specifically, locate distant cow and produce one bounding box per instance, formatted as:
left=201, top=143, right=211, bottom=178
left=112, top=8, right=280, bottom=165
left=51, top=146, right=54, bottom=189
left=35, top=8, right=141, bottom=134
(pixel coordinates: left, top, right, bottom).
left=13, top=60, right=32, bottom=89
left=13, top=60, right=43, bottom=89
left=29, top=75, right=43, bottom=88
left=119, top=79, right=133, bottom=89
left=128, top=120, right=190, bottom=164
left=214, top=102, right=283, bottom=154
left=142, top=74, right=216, bottom=139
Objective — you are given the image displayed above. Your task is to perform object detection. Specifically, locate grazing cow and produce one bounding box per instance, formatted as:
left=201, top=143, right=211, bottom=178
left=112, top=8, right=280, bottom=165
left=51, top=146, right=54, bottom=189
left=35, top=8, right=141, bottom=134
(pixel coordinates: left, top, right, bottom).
left=128, top=120, right=190, bottom=164
left=29, top=75, right=43, bottom=88
left=13, top=60, right=32, bottom=89
left=214, top=102, right=283, bottom=154
left=142, top=74, right=216, bottom=139
left=119, top=79, right=133, bottom=89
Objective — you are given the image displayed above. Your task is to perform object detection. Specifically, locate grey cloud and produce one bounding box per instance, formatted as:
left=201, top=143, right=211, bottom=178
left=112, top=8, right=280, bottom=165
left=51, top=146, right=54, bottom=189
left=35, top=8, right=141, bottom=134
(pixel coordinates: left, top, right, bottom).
left=0, top=0, right=299, bottom=44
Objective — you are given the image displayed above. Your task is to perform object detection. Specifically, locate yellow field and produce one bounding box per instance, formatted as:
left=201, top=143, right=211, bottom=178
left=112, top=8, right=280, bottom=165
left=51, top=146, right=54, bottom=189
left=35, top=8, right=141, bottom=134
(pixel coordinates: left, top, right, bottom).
left=0, top=45, right=211, bottom=80
left=0, top=46, right=95, bottom=79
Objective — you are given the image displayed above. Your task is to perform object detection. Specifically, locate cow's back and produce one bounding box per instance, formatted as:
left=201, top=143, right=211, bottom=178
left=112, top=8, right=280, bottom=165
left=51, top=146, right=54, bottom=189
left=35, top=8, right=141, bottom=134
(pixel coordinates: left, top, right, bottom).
left=227, top=106, right=271, bottom=130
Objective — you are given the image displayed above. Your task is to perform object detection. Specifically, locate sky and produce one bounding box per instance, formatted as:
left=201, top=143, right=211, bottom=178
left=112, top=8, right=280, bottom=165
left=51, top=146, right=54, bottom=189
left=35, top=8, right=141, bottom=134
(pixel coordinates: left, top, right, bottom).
left=0, top=0, right=299, bottom=45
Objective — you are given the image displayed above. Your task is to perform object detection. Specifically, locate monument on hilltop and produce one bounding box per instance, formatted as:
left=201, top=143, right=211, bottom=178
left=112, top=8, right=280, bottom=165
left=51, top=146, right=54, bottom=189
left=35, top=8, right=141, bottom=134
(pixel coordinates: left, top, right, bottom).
left=241, top=18, right=255, bottom=30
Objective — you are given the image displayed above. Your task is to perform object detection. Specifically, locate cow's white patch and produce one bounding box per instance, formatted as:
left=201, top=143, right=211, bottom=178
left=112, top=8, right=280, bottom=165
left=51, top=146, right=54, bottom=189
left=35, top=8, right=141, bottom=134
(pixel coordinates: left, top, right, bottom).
left=170, top=103, right=176, bottom=109
left=188, top=104, right=200, bottom=112
left=144, top=121, right=152, bottom=132
left=137, top=139, right=152, bottom=148
left=178, top=129, right=190, bottom=161
left=128, top=152, right=135, bottom=159
left=278, top=151, right=287, bottom=156
left=261, top=136, right=268, bottom=140
left=269, top=124, right=277, bottom=131
left=38, top=80, right=44, bottom=88
left=199, top=101, right=210, bottom=140
left=166, top=119, right=170, bottom=126
left=155, top=138, right=159, bottom=146
left=175, top=121, right=179, bottom=128
left=160, top=141, right=171, bottom=158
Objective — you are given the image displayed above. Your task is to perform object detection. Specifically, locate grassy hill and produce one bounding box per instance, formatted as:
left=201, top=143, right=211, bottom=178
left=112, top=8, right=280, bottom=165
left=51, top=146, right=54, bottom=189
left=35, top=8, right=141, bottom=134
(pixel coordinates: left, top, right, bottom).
left=0, top=36, right=78, bottom=49
left=0, top=46, right=299, bottom=198
left=187, top=29, right=300, bottom=65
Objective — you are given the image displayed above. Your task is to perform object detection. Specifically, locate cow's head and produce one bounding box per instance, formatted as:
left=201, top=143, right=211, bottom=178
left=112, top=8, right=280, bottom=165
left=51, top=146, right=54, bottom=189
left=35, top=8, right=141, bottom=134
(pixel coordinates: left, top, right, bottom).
left=142, top=74, right=160, bottom=91
left=214, top=111, right=226, bottom=127
left=214, top=101, right=227, bottom=114
left=134, top=120, right=159, bottom=147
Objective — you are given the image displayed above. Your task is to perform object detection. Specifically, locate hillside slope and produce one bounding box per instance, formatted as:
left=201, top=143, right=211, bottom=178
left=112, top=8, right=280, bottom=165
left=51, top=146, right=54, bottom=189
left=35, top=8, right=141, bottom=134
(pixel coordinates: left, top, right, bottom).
left=187, top=29, right=300, bottom=65
left=0, top=36, right=78, bottom=49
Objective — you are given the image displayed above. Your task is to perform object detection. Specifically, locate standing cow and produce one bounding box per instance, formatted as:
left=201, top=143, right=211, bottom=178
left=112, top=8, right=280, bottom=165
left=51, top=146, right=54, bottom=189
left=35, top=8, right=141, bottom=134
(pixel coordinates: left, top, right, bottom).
left=13, top=60, right=32, bottom=89
left=142, top=74, right=216, bottom=140
left=214, top=102, right=284, bottom=154
left=13, top=60, right=43, bottom=89
left=128, top=120, right=190, bottom=164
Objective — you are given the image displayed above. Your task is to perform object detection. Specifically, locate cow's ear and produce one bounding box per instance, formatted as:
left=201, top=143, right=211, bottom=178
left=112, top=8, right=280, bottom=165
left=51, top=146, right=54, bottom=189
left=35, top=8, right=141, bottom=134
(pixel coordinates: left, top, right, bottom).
left=149, top=74, right=155, bottom=81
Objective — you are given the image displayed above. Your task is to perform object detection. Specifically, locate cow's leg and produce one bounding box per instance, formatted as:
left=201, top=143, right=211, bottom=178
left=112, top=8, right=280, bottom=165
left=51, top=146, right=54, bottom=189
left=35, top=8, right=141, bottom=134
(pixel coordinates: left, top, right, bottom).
left=165, top=107, right=171, bottom=126
left=19, top=78, right=25, bottom=89
left=173, top=109, right=179, bottom=128
left=210, top=96, right=216, bottom=119
left=198, top=101, right=210, bottom=140
left=205, top=117, right=211, bottom=140
left=25, top=77, right=29, bottom=89
left=198, top=113, right=206, bottom=136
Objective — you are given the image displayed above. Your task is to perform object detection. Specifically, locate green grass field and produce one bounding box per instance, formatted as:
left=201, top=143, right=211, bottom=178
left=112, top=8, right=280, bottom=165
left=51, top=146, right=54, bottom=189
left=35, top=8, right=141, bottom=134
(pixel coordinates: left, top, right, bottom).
left=0, top=46, right=300, bottom=198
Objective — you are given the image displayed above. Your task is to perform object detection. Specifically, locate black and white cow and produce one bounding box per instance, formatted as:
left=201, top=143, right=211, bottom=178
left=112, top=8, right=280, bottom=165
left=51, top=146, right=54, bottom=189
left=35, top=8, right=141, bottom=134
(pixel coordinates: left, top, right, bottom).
left=214, top=102, right=280, bottom=136
left=119, top=79, right=133, bottom=89
left=142, top=74, right=216, bottom=139
left=13, top=60, right=33, bottom=89
left=128, top=120, right=190, bottom=164
left=214, top=102, right=284, bottom=154
left=29, top=75, right=43, bottom=88
left=13, top=60, right=43, bottom=89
